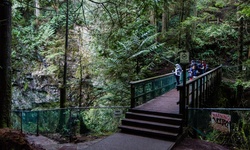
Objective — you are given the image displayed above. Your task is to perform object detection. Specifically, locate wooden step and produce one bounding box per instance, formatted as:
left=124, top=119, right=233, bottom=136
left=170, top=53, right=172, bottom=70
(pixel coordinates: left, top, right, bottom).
left=122, top=118, right=181, bottom=133
left=119, top=125, right=178, bottom=141
left=129, top=108, right=183, bottom=119
left=125, top=112, right=182, bottom=125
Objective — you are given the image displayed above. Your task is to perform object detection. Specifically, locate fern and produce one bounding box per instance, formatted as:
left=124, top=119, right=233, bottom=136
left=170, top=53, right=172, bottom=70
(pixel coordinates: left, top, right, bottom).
left=45, top=52, right=64, bottom=61
left=130, top=50, right=151, bottom=58
left=46, top=65, right=59, bottom=75
left=39, top=24, right=55, bottom=44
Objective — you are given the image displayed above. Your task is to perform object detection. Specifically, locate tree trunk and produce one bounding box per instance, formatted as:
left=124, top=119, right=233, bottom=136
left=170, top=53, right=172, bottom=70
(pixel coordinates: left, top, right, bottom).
left=161, top=0, right=168, bottom=33
left=57, top=0, right=68, bottom=132
left=178, top=0, right=185, bottom=48
left=238, top=17, right=243, bottom=71
left=34, top=0, right=40, bottom=17
left=60, top=0, right=69, bottom=108
left=149, top=11, right=155, bottom=26
left=0, top=0, right=12, bottom=128
left=34, top=0, right=40, bottom=28
left=185, top=0, right=192, bottom=51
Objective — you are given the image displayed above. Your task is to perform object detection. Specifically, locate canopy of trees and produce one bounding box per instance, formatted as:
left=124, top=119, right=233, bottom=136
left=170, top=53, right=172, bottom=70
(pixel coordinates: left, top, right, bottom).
left=0, top=0, right=250, bottom=116
left=0, top=0, right=249, bottom=148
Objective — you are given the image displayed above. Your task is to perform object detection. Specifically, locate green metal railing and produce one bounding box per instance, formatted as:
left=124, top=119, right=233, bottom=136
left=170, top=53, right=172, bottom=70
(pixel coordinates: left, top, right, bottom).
left=178, top=65, right=222, bottom=125
left=130, top=73, right=177, bottom=108
left=11, top=106, right=129, bottom=141
left=188, top=108, right=250, bottom=149
left=130, top=71, right=190, bottom=108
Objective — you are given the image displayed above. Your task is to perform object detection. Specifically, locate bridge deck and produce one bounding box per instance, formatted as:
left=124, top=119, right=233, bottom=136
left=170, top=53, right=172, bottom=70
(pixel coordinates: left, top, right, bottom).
left=134, top=89, right=179, bottom=114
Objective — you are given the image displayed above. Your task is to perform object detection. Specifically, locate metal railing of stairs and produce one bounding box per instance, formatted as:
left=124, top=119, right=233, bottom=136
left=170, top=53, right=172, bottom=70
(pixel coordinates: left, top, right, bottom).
left=125, top=65, right=222, bottom=143
left=130, top=72, right=181, bottom=108
left=177, top=65, right=222, bottom=126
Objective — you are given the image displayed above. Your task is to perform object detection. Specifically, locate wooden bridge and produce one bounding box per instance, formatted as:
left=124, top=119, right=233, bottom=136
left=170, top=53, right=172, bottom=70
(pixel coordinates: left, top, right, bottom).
left=119, top=65, right=222, bottom=145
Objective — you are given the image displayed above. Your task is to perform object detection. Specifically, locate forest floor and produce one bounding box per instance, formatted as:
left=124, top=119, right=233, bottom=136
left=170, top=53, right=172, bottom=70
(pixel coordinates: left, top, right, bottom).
left=0, top=128, right=230, bottom=150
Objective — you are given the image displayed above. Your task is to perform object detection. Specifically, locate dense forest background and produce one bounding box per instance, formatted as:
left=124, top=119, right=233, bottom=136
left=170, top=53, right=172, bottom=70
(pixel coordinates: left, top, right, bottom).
left=4, top=0, right=250, bottom=110
left=0, top=0, right=250, bottom=148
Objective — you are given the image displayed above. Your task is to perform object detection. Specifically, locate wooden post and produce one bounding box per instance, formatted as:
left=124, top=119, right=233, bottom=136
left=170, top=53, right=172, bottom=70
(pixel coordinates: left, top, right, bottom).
left=130, top=84, right=135, bottom=108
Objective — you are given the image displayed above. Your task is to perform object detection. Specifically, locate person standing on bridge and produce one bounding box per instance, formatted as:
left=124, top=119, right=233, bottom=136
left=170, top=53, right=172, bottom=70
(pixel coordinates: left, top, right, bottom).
left=173, top=64, right=183, bottom=86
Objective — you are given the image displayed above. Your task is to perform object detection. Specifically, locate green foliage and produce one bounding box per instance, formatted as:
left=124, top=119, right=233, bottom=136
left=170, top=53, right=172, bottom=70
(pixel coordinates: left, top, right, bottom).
left=10, top=0, right=250, bottom=108
left=239, top=3, right=250, bottom=17
left=83, top=108, right=122, bottom=134
left=12, top=8, right=56, bottom=79
left=10, top=0, right=250, bottom=148
left=214, top=0, right=226, bottom=8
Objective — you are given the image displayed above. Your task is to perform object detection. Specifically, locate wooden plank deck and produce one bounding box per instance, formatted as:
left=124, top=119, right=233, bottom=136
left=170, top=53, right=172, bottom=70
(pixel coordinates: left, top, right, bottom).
left=134, top=89, right=180, bottom=114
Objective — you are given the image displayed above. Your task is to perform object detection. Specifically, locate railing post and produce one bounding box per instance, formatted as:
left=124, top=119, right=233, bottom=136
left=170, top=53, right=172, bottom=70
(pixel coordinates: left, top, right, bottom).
left=143, top=84, right=146, bottom=103
left=191, top=82, right=195, bottom=107
left=199, top=78, right=203, bottom=106
left=178, top=85, right=184, bottom=115
left=179, top=64, right=187, bottom=126
left=202, top=76, right=205, bottom=104
left=21, top=111, right=23, bottom=133
left=131, top=84, right=135, bottom=108
left=69, top=108, right=72, bottom=142
left=36, top=111, right=39, bottom=136
left=195, top=80, right=199, bottom=107
left=152, top=81, right=155, bottom=99
left=204, top=74, right=208, bottom=101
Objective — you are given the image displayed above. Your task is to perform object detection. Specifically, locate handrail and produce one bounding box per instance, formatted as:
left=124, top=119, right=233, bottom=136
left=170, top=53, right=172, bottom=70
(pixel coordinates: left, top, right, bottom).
left=130, top=73, right=173, bottom=85
left=130, top=72, right=177, bottom=108
left=11, top=106, right=129, bottom=140
left=177, top=65, right=222, bottom=126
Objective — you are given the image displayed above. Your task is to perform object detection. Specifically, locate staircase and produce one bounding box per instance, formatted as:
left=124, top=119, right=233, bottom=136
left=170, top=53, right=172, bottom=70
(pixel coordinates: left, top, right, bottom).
left=118, top=109, right=183, bottom=141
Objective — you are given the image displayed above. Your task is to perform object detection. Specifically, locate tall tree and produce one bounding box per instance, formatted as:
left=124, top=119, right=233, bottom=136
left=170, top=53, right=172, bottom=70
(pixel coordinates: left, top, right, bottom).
left=161, top=0, right=169, bottom=33
left=60, top=0, right=69, bottom=109
left=0, top=0, right=12, bottom=128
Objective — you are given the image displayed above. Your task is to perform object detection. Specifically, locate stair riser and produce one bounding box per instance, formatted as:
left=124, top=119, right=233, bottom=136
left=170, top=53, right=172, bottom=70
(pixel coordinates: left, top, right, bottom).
left=122, top=120, right=181, bottom=133
left=129, top=109, right=183, bottom=119
left=125, top=114, right=182, bottom=125
left=120, top=127, right=177, bottom=141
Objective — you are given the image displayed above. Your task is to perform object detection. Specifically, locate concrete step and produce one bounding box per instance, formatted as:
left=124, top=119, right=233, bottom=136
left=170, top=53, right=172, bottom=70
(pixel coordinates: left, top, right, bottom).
left=119, top=125, right=178, bottom=141
left=125, top=112, right=182, bottom=125
left=121, top=118, right=181, bottom=133
left=129, top=109, right=183, bottom=119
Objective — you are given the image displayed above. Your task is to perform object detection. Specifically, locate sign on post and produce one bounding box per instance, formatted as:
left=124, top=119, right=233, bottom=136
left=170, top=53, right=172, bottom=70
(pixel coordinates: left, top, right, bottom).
left=180, top=51, right=189, bottom=64
left=114, top=110, right=123, bottom=118
left=211, top=112, right=231, bottom=133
